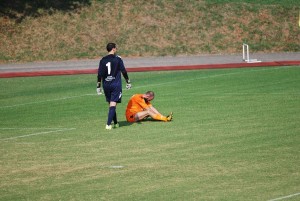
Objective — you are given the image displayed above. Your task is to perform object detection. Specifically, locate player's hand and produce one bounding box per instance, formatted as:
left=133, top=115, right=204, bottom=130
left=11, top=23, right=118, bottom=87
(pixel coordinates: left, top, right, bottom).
left=96, top=87, right=103, bottom=95
left=126, top=79, right=132, bottom=89
left=96, top=82, right=102, bottom=95
left=126, top=83, right=132, bottom=89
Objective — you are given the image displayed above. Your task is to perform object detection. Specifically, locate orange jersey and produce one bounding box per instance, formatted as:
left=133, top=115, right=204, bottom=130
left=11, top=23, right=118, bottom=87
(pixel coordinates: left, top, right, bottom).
left=126, top=94, right=152, bottom=122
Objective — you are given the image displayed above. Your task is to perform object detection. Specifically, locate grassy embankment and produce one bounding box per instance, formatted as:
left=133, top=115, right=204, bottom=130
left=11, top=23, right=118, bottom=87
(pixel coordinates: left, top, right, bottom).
left=0, top=0, right=299, bottom=63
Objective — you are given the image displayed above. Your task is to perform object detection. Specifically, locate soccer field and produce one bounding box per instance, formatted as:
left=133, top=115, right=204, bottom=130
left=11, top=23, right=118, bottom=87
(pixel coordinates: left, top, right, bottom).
left=0, top=66, right=299, bottom=201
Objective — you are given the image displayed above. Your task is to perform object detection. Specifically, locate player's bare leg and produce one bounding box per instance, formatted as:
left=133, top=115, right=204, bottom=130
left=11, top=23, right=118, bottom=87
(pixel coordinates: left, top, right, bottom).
left=135, top=109, right=172, bottom=122
left=148, top=106, right=173, bottom=121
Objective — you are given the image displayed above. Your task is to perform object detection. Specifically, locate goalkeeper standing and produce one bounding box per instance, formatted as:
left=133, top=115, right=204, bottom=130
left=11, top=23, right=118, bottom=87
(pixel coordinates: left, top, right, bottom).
left=97, top=43, right=131, bottom=130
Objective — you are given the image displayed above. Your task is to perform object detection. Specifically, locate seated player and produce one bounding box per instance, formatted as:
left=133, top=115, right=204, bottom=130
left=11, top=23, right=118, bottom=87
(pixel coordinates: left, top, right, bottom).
left=125, top=91, right=173, bottom=123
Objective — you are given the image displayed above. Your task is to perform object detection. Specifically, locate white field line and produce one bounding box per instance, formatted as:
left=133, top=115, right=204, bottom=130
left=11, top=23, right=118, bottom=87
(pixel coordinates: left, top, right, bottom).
left=268, top=192, right=300, bottom=201
left=0, top=127, right=74, bottom=130
left=132, top=66, right=292, bottom=89
left=198, top=92, right=299, bottom=96
left=0, top=66, right=292, bottom=108
left=0, top=94, right=96, bottom=109
left=0, top=128, right=76, bottom=140
left=159, top=91, right=299, bottom=98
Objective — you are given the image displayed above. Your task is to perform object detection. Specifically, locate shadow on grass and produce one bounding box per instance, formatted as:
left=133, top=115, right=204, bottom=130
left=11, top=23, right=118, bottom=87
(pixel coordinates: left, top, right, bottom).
left=118, top=118, right=163, bottom=127
left=118, top=121, right=133, bottom=127
left=0, top=0, right=91, bottom=22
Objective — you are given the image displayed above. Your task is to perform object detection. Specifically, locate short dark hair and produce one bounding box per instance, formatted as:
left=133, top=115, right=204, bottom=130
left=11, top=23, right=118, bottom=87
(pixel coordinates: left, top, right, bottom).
left=106, top=43, right=116, bottom=52
left=146, top=91, right=155, bottom=97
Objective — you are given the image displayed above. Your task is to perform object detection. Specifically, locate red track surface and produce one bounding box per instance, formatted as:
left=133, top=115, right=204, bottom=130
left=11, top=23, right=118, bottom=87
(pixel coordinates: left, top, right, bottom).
left=0, top=60, right=299, bottom=78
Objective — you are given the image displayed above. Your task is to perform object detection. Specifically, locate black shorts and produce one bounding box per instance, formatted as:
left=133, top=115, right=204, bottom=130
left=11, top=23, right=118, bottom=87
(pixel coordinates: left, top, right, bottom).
left=103, top=84, right=122, bottom=103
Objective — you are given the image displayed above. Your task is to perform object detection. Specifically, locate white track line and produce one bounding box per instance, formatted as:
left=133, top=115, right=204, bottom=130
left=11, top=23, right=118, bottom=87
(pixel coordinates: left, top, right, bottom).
left=0, top=128, right=76, bottom=140
left=268, top=192, right=300, bottom=201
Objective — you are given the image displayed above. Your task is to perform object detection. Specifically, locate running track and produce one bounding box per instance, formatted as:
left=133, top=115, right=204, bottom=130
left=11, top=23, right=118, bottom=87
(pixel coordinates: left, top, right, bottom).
left=0, top=60, right=300, bottom=78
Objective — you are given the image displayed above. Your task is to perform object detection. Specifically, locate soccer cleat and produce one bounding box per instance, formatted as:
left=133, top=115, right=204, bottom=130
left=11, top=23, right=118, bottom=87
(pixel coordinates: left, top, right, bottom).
left=113, top=123, right=119, bottom=128
left=105, top=125, right=112, bottom=130
left=166, top=112, right=173, bottom=121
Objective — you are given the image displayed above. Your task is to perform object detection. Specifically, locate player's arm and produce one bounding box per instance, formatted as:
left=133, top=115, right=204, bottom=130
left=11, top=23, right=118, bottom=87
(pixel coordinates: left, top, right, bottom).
left=121, top=70, right=131, bottom=89
left=134, top=95, right=150, bottom=110
left=148, top=106, right=163, bottom=115
left=118, top=57, right=132, bottom=89
left=97, top=64, right=103, bottom=95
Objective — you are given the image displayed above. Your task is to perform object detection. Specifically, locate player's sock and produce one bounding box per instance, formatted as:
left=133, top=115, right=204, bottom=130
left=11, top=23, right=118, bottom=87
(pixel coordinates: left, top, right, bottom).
left=113, top=111, right=118, bottom=124
left=107, top=106, right=116, bottom=126
left=153, top=114, right=167, bottom=122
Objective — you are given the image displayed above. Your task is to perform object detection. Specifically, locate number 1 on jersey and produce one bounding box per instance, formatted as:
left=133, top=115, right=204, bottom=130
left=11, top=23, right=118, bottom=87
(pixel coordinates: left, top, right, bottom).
left=106, top=62, right=111, bottom=75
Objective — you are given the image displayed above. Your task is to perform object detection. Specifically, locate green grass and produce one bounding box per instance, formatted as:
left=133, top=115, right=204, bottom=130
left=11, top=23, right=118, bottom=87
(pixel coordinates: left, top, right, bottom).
left=0, top=67, right=300, bottom=201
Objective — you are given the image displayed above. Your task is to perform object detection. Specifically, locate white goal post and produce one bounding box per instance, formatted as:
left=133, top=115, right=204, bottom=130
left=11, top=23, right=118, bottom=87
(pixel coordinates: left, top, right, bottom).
left=242, top=43, right=261, bottom=63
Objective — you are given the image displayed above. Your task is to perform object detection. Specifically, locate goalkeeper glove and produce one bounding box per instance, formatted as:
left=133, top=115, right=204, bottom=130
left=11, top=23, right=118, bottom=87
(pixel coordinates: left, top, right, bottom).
left=96, top=82, right=103, bottom=95
left=126, top=80, right=132, bottom=89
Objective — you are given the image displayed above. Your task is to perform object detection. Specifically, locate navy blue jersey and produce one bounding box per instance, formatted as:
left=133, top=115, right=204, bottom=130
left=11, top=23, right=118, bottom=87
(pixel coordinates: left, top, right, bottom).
left=98, top=54, right=126, bottom=87
left=98, top=54, right=127, bottom=103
